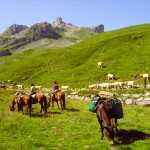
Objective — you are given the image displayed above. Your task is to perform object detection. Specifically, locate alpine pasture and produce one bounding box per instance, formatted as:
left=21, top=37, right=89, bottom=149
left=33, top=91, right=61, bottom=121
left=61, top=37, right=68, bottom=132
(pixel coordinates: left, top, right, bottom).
left=0, top=24, right=150, bottom=87
left=0, top=24, right=150, bottom=149
left=0, top=89, right=150, bottom=149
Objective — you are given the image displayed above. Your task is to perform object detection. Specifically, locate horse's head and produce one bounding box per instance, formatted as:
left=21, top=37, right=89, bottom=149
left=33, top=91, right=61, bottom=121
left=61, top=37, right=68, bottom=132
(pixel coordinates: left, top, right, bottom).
left=10, top=105, right=15, bottom=111
left=10, top=98, right=17, bottom=111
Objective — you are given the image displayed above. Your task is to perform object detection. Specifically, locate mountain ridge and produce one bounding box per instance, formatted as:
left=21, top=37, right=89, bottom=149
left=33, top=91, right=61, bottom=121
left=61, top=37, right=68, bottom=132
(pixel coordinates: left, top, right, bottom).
left=0, top=17, right=104, bottom=56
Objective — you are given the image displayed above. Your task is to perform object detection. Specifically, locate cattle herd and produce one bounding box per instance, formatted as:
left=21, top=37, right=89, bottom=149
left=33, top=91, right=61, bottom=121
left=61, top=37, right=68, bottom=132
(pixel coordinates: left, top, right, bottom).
left=87, top=62, right=150, bottom=91
left=0, top=61, right=149, bottom=92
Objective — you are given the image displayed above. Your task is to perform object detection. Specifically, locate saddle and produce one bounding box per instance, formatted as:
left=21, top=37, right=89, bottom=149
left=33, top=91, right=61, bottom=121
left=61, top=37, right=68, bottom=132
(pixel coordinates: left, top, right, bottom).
left=88, top=92, right=124, bottom=119
left=31, top=94, right=36, bottom=98
left=51, top=90, right=61, bottom=100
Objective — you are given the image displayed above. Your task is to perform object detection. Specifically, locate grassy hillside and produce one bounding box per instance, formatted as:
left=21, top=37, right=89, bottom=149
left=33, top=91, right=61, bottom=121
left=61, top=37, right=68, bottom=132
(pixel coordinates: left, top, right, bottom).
left=0, top=89, right=150, bottom=150
left=0, top=24, right=150, bottom=88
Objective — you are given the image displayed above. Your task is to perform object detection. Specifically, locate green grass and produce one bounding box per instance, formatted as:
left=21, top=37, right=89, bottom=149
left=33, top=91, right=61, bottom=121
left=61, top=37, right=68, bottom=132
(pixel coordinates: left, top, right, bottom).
left=0, top=89, right=150, bottom=150
left=0, top=24, right=150, bottom=89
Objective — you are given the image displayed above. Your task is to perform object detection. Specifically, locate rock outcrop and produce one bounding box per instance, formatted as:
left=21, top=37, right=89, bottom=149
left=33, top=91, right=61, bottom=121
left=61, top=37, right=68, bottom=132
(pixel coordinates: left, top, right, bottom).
left=3, top=24, right=28, bottom=35
left=26, top=22, right=61, bottom=40
left=67, top=92, right=150, bottom=106
left=0, top=50, right=12, bottom=56
left=53, top=17, right=75, bottom=28
left=90, top=24, right=104, bottom=33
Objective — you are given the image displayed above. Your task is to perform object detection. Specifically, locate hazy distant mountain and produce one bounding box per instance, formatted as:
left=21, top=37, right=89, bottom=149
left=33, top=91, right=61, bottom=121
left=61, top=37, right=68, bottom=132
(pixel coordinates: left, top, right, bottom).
left=0, top=17, right=104, bottom=56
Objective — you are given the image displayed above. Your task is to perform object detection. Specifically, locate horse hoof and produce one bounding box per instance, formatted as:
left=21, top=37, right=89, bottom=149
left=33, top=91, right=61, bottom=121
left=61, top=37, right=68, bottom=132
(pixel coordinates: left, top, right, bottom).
left=109, top=140, right=115, bottom=145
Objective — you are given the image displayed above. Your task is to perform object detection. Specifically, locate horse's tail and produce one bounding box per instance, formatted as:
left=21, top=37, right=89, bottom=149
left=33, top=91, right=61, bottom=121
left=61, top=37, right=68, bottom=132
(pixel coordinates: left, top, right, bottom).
left=44, top=95, right=47, bottom=113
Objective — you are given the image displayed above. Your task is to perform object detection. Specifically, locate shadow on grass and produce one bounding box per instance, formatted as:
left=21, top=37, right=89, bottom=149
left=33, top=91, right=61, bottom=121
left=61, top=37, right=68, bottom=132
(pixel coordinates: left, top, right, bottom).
left=27, top=113, right=49, bottom=118
left=64, top=108, right=80, bottom=112
left=47, top=111, right=61, bottom=114
left=116, top=129, right=150, bottom=145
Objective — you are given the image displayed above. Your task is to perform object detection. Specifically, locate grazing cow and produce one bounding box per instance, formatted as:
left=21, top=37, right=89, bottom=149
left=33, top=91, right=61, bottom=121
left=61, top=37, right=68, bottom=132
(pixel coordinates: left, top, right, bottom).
left=98, top=62, right=103, bottom=68
left=113, top=82, right=126, bottom=90
left=140, top=74, right=149, bottom=81
left=126, top=81, right=135, bottom=89
left=35, top=85, right=42, bottom=90
left=61, top=86, right=70, bottom=91
left=108, top=74, right=114, bottom=80
left=16, top=84, right=24, bottom=90
left=8, top=80, right=12, bottom=83
left=87, top=84, right=98, bottom=89
left=98, top=83, right=114, bottom=91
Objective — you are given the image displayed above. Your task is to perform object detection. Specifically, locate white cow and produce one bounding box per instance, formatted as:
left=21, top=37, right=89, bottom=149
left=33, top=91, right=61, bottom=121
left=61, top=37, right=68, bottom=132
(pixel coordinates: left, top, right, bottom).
left=126, top=81, right=135, bottom=89
left=98, top=62, right=103, bottom=68
left=113, top=82, right=126, bottom=90
left=61, top=86, right=70, bottom=90
left=87, top=84, right=98, bottom=89
left=35, top=85, right=42, bottom=90
left=16, top=84, right=24, bottom=90
left=98, top=83, right=114, bottom=90
left=108, top=74, right=114, bottom=80
left=140, top=74, right=149, bottom=81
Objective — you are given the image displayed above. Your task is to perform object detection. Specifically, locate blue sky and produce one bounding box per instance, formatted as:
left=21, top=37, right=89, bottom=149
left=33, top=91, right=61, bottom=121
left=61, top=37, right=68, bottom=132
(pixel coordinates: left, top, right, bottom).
left=0, top=0, right=149, bottom=34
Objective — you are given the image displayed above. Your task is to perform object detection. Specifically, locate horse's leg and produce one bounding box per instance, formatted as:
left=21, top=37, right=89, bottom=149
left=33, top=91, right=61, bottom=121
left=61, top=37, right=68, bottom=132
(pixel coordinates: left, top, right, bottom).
left=43, top=96, right=47, bottom=113
left=60, top=100, right=63, bottom=110
left=40, top=103, right=44, bottom=112
left=97, top=114, right=104, bottom=140
left=115, top=119, right=118, bottom=133
left=17, top=105, right=20, bottom=112
left=55, top=100, right=59, bottom=109
left=100, top=121, right=104, bottom=140
left=17, top=104, right=23, bottom=113
left=52, top=100, right=54, bottom=109
left=105, top=128, right=115, bottom=145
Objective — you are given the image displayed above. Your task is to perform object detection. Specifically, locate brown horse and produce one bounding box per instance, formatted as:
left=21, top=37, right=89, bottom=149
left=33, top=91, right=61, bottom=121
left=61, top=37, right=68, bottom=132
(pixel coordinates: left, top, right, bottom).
left=48, top=90, right=65, bottom=110
left=10, top=94, right=32, bottom=113
left=30, top=93, right=47, bottom=113
left=96, top=99, right=118, bottom=145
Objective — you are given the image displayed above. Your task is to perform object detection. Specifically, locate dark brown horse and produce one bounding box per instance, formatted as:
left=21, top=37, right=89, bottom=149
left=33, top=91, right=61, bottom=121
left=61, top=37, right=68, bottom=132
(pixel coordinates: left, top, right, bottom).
left=96, top=99, right=118, bottom=145
left=10, top=94, right=32, bottom=113
left=48, top=90, right=65, bottom=110
left=30, top=93, right=47, bottom=113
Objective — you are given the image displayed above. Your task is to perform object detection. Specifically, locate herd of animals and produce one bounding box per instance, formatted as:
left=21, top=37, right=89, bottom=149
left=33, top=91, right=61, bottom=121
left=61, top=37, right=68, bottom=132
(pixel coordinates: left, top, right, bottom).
left=6, top=61, right=149, bottom=145
left=87, top=61, right=149, bottom=91
left=9, top=88, right=120, bottom=145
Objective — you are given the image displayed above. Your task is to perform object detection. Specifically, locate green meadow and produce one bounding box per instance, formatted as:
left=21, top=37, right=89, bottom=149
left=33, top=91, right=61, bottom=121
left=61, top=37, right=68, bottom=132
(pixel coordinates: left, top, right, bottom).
left=0, top=89, right=150, bottom=150
left=0, top=24, right=150, bottom=149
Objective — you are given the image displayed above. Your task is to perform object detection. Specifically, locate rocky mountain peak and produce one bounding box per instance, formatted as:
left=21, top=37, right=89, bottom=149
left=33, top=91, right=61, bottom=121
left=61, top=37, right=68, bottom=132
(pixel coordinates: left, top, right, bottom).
left=90, top=24, right=104, bottom=33
left=3, top=24, right=28, bottom=35
left=52, top=17, right=75, bottom=28
left=53, top=17, right=65, bottom=26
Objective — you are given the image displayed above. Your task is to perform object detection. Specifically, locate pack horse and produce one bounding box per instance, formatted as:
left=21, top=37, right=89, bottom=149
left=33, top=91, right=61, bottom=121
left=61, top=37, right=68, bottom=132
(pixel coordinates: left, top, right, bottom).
left=88, top=93, right=123, bottom=145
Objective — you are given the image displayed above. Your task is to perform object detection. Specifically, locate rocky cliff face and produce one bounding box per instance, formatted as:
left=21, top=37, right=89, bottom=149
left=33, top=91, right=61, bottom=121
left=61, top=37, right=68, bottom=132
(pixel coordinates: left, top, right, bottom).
left=53, top=17, right=65, bottom=26
left=26, top=22, right=61, bottom=41
left=0, top=17, right=104, bottom=56
left=90, top=24, right=104, bottom=33
left=53, top=17, right=75, bottom=28
left=3, top=24, right=28, bottom=35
